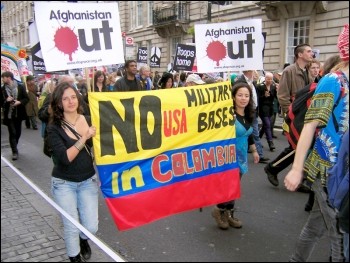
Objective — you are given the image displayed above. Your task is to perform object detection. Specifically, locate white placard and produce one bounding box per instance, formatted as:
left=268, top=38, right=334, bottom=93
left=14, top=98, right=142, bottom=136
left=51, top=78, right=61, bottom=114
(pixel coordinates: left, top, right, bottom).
left=34, top=2, right=125, bottom=72
left=195, top=19, right=264, bottom=73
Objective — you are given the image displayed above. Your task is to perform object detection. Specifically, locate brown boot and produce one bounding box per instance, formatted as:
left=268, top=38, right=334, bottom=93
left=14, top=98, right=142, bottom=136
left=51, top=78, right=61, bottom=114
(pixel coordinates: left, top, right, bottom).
left=211, top=206, right=229, bottom=230
left=226, top=209, right=242, bottom=228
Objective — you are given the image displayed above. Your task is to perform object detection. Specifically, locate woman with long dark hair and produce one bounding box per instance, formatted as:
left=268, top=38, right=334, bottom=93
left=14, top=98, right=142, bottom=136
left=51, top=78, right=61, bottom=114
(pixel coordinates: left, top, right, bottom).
left=47, top=82, right=98, bottom=262
left=211, top=82, right=260, bottom=230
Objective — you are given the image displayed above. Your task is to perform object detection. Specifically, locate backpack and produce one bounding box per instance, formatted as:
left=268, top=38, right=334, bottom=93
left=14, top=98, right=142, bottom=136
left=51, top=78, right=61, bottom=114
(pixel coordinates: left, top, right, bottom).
left=282, top=71, right=343, bottom=150
left=327, top=130, right=349, bottom=210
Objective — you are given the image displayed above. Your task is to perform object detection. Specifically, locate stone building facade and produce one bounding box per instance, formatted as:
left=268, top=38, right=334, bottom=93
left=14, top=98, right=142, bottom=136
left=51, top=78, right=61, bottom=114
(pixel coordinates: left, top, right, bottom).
left=1, top=1, right=349, bottom=73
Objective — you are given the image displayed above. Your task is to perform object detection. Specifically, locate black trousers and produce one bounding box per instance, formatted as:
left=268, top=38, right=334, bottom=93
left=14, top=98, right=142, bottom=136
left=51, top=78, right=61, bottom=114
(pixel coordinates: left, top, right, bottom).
left=6, top=118, right=23, bottom=154
left=266, top=144, right=295, bottom=175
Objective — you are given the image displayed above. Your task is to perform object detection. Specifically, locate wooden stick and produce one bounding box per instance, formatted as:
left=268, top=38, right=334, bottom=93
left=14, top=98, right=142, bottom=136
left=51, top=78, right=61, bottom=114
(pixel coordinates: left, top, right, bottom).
left=271, top=149, right=296, bottom=167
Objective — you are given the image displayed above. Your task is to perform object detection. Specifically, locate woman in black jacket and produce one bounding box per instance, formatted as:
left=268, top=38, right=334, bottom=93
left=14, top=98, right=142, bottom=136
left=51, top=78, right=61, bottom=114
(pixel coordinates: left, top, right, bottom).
left=47, top=81, right=98, bottom=262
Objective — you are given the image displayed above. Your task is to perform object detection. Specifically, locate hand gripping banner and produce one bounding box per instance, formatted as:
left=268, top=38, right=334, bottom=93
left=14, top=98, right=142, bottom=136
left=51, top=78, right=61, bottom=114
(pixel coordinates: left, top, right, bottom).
left=89, top=81, right=240, bottom=230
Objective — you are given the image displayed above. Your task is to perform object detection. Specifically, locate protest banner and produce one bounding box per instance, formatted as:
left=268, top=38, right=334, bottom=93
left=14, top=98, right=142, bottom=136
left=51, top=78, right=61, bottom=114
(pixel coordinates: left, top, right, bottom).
left=195, top=19, right=264, bottom=73
left=1, top=44, right=22, bottom=82
left=173, top=44, right=196, bottom=72
left=137, top=47, right=148, bottom=64
left=89, top=81, right=240, bottom=230
left=150, top=46, right=161, bottom=68
left=34, top=2, right=124, bottom=72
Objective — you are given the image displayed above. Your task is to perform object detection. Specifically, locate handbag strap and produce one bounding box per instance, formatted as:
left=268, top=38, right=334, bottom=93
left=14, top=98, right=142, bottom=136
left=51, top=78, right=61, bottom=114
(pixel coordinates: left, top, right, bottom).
left=62, top=120, right=92, bottom=157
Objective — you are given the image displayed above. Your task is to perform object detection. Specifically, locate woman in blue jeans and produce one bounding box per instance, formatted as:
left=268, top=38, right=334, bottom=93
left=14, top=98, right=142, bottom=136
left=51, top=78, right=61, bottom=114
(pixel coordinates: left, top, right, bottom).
left=47, top=82, right=98, bottom=262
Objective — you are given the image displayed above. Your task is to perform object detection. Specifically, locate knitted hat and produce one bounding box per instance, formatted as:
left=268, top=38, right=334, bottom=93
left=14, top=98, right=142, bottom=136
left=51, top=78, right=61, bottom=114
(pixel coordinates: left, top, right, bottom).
left=230, top=73, right=237, bottom=83
left=338, top=24, right=349, bottom=61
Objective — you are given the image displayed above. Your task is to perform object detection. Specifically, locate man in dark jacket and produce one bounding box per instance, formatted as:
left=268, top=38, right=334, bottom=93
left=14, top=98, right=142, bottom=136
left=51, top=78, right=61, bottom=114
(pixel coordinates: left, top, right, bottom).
left=1, top=71, right=29, bottom=160
left=113, top=60, right=144, bottom=92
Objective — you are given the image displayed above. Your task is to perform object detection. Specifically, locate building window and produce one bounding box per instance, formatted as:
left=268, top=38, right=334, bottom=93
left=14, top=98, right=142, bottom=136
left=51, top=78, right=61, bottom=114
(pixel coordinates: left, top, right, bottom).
left=148, top=1, right=154, bottom=25
left=137, top=1, right=143, bottom=27
left=286, top=18, right=310, bottom=64
left=130, top=3, right=135, bottom=30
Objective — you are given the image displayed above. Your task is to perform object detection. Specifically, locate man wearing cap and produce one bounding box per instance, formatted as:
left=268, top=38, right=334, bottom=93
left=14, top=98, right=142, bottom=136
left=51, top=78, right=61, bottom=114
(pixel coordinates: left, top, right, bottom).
left=185, top=73, right=206, bottom=86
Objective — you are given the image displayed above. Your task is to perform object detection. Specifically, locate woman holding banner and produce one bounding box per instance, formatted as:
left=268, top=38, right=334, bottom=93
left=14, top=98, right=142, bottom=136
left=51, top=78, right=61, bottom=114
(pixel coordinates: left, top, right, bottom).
left=211, top=82, right=260, bottom=230
left=47, top=82, right=98, bottom=262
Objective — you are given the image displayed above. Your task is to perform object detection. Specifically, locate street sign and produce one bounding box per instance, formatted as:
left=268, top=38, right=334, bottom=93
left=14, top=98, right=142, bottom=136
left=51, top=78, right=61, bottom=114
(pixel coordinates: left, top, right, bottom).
left=125, top=36, right=134, bottom=46
left=122, top=31, right=126, bottom=38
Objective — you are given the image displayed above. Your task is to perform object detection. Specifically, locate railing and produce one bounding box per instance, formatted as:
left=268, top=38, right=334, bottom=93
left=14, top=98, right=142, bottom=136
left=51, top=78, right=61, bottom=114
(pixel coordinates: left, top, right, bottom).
left=153, top=2, right=189, bottom=25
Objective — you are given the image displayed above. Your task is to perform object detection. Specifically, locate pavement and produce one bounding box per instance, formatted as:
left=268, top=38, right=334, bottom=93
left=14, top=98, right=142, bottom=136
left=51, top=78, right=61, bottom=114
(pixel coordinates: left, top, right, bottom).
left=1, top=125, right=119, bottom=262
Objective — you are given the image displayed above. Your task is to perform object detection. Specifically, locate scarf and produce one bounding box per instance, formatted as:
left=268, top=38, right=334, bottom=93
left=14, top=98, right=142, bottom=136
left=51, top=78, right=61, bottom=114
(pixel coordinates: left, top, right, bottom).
left=5, top=81, right=18, bottom=119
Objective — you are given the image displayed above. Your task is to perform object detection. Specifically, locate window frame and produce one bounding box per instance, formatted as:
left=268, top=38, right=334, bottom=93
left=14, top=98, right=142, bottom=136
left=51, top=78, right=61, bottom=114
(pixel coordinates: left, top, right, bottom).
left=286, top=17, right=310, bottom=64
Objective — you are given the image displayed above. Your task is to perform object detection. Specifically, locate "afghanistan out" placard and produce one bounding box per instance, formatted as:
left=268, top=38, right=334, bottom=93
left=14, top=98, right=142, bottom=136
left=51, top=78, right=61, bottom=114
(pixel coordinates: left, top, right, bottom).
left=195, top=19, right=264, bottom=73
left=34, top=2, right=124, bottom=72
left=89, top=82, right=240, bottom=231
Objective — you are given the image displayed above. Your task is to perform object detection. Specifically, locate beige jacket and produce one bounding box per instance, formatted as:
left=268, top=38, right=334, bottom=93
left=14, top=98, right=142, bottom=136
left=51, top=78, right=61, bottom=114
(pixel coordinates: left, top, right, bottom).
left=277, top=63, right=313, bottom=114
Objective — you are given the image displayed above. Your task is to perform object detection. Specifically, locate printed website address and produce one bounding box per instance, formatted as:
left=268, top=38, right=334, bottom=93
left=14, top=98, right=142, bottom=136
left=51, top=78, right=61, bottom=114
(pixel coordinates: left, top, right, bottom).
left=67, top=58, right=102, bottom=65
left=214, top=65, right=245, bottom=69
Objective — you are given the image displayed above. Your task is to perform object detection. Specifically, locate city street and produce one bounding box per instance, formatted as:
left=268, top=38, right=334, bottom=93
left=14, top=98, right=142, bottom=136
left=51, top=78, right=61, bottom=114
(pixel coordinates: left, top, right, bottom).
left=1, top=120, right=330, bottom=262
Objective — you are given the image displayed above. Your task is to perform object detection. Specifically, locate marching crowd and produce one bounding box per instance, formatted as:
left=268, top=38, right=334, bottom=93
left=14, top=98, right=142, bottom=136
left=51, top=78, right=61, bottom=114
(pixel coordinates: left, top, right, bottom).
left=1, top=24, right=349, bottom=262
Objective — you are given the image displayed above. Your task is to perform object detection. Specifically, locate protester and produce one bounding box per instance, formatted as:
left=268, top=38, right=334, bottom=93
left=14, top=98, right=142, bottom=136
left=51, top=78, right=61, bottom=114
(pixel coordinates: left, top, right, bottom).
left=284, top=24, right=349, bottom=262
left=185, top=73, right=205, bottom=86
left=308, top=58, right=322, bottom=83
left=93, top=70, right=107, bottom=92
left=257, top=71, right=277, bottom=151
left=178, top=72, right=187, bottom=87
left=25, top=75, right=39, bottom=130
left=106, top=72, right=117, bottom=92
left=47, top=81, right=98, bottom=262
left=114, top=60, right=144, bottom=91
left=136, top=64, right=153, bottom=90
left=1, top=71, right=29, bottom=160
left=159, top=72, right=175, bottom=89
left=173, top=72, right=180, bottom=87
left=234, top=70, right=270, bottom=163
left=264, top=43, right=314, bottom=187
left=211, top=82, right=259, bottom=230
left=39, top=75, right=90, bottom=143
left=76, top=76, right=89, bottom=104
left=153, top=71, right=161, bottom=90
left=38, top=79, right=56, bottom=109
left=339, top=191, right=349, bottom=262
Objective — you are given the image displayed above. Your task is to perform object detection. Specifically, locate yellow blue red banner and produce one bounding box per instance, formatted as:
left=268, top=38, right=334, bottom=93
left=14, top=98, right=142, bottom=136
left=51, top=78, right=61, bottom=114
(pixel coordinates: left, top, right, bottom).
left=89, top=81, right=240, bottom=230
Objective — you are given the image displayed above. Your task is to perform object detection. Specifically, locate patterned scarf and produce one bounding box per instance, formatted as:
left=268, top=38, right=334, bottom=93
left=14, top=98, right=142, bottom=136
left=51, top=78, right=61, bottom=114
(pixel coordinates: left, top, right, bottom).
left=5, top=81, right=18, bottom=119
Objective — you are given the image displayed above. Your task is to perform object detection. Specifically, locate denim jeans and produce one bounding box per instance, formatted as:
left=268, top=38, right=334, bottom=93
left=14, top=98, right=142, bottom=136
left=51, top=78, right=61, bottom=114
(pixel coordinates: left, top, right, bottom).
left=51, top=175, right=99, bottom=257
left=252, top=112, right=264, bottom=158
left=289, top=179, right=344, bottom=262
left=260, top=116, right=273, bottom=141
